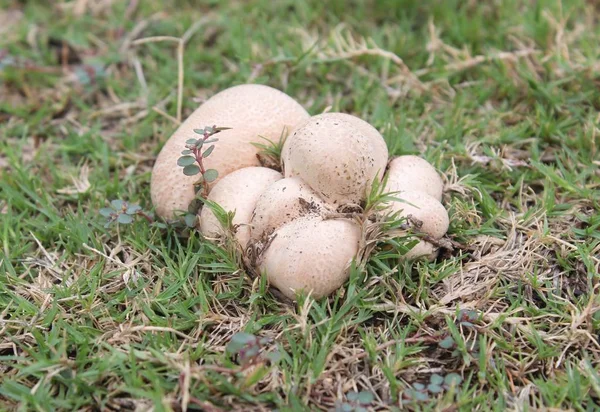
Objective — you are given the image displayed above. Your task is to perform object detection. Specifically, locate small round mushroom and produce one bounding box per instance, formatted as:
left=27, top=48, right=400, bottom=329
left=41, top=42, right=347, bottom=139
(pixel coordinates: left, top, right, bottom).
left=151, top=84, right=309, bottom=219
left=199, top=167, right=282, bottom=248
left=388, top=190, right=448, bottom=239
left=259, top=217, right=360, bottom=300
left=250, top=177, right=328, bottom=242
left=386, top=190, right=449, bottom=260
left=403, top=239, right=438, bottom=261
left=384, top=155, right=444, bottom=201
left=282, top=112, right=389, bottom=206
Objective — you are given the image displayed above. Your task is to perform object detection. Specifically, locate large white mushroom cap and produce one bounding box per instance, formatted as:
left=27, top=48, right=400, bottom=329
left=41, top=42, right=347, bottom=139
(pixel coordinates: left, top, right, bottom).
left=282, top=112, right=389, bottom=206
left=259, top=217, right=360, bottom=300
left=151, top=84, right=309, bottom=219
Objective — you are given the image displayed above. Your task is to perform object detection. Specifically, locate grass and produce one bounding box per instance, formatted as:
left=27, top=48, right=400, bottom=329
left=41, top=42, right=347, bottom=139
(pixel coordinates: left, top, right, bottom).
left=1, top=0, right=599, bottom=410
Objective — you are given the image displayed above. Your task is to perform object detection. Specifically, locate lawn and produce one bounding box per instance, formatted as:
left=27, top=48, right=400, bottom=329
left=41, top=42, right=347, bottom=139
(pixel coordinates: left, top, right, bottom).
left=1, top=0, right=599, bottom=410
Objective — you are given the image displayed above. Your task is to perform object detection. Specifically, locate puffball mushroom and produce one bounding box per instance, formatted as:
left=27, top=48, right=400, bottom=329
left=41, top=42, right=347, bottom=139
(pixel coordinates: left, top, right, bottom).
left=403, top=239, right=438, bottom=261
left=387, top=190, right=449, bottom=260
left=282, top=112, right=388, bottom=206
left=151, top=84, right=309, bottom=219
left=382, top=155, right=446, bottom=260
left=250, top=177, right=328, bottom=242
left=385, top=155, right=444, bottom=201
left=259, top=217, right=360, bottom=300
left=199, top=167, right=282, bottom=249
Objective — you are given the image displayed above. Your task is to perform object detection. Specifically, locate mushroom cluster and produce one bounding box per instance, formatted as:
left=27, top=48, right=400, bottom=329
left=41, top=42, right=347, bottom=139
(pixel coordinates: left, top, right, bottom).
left=151, top=84, right=449, bottom=300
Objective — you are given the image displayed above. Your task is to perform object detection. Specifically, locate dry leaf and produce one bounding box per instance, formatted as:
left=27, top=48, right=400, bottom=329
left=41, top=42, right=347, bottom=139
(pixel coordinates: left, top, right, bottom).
left=57, top=164, right=91, bottom=195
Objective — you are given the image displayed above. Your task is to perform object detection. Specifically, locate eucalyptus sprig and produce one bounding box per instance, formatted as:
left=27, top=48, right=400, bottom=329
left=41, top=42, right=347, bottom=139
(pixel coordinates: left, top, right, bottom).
left=178, top=125, right=231, bottom=198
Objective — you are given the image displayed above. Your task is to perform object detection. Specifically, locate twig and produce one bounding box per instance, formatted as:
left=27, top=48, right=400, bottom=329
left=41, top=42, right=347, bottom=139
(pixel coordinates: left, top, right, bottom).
left=130, top=17, right=209, bottom=123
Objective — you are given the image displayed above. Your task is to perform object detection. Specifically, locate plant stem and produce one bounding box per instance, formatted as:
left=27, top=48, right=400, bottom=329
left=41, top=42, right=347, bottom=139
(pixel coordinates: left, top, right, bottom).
left=137, top=211, right=154, bottom=223
left=192, top=125, right=225, bottom=199
left=194, top=138, right=209, bottom=198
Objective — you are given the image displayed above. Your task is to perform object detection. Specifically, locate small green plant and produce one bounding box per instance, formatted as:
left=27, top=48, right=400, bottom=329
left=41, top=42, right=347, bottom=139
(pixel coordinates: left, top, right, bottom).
left=438, top=309, right=481, bottom=358
left=335, top=390, right=375, bottom=412
left=457, top=309, right=478, bottom=328
left=222, top=332, right=282, bottom=389
left=403, top=373, right=463, bottom=403
left=226, top=332, right=281, bottom=367
left=99, top=200, right=155, bottom=228
left=177, top=125, right=230, bottom=199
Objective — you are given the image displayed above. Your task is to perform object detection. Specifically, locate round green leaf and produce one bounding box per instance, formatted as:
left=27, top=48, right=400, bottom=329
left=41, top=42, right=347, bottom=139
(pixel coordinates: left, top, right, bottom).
left=439, top=336, right=455, bottom=349
left=177, top=156, right=196, bottom=167
left=183, top=165, right=201, bottom=176
left=226, top=332, right=257, bottom=354
left=427, top=383, right=443, bottom=393
left=430, top=374, right=444, bottom=385
left=126, top=205, right=142, bottom=215
left=444, top=373, right=462, bottom=386
left=204, top=169, right=218, bottom=182
left=111, top=199, right=124, bottom=209
left=413, top=383, right=425, bottom=391
left=193, top=129, right=204, bottom=135
left=265, top=350, right=281, bottom=364
left=181, top=149, right=192, bottom=155
left=117, top=214, right=133, bottom=224
left=99, top=208, right=114, bottom=217
left=356, top=391, right=374, bottom=405
left=184, top=213, right=197, bottom=228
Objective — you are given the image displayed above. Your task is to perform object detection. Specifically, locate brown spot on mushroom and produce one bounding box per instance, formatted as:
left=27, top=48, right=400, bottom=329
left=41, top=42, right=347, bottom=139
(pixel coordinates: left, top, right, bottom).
left=250, top=177, right=328, bottom=243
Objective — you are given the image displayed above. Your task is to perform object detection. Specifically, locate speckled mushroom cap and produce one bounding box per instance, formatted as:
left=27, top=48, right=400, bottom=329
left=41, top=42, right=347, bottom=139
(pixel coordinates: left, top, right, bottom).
left=199, top=167, right=282, bottom=249
left=388, top=190, right=449, bottom=239
left=259, top=217, right=360, bottom=300
left=384, top=155, right=444, bottom=201
left=151, top=84, right=309, bottom=219
left=282, top=112, right=389, bottom=206
left=250, top=177, right=328, bottom=242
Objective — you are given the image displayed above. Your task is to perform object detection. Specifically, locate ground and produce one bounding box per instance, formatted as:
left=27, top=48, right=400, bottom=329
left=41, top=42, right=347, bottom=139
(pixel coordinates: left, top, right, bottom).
left=1, top=0, right=599, bottom=411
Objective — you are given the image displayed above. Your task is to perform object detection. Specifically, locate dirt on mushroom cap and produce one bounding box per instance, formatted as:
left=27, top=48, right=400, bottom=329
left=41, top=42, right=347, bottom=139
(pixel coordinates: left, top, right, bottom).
left=151, top=84, right=309, bottom=219
left=250, top=176, right=329, bottom=243
left=282, top=112, right=389, bottom=206
left=199, top=167, right=283, bottom=249
left=387, top=190, right=449, bottom=239
left=259, top=216, right=361, bottom=300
